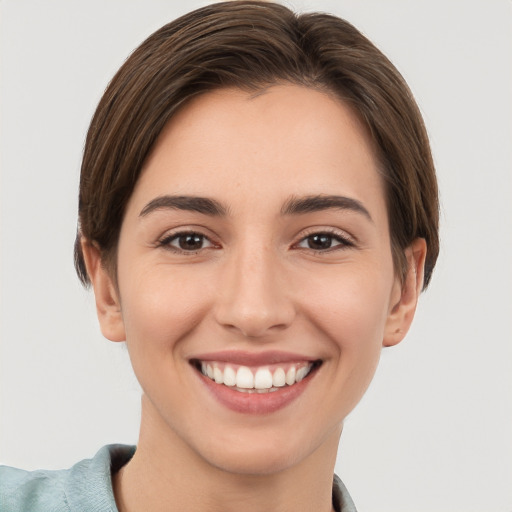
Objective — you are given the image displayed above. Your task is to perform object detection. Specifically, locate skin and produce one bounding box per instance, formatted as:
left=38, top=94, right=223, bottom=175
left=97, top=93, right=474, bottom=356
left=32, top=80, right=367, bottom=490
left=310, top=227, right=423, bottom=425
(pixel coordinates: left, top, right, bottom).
left=83, top=85, right=426, bottom=512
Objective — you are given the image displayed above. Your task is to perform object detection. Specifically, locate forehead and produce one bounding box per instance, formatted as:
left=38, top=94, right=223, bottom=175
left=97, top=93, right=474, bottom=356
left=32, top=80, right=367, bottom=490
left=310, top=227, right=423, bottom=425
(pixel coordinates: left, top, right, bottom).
left=130, top=85, right=386, bottom=222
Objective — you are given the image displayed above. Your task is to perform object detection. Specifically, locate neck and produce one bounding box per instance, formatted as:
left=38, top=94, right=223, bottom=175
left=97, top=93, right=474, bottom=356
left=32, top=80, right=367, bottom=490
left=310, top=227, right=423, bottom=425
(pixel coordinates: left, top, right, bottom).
left=114, top=395, right=341, bottom=512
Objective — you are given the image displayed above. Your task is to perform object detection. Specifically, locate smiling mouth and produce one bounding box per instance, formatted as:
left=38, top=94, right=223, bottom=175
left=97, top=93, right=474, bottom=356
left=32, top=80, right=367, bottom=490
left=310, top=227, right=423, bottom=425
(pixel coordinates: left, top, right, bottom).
left=191, top=360, right=322, bottom=393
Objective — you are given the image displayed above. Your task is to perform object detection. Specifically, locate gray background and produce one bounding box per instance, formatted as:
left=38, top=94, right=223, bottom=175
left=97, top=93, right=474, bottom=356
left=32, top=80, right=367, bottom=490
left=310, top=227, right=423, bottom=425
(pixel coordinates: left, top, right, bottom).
left=1, top=1, right=511, bottom=511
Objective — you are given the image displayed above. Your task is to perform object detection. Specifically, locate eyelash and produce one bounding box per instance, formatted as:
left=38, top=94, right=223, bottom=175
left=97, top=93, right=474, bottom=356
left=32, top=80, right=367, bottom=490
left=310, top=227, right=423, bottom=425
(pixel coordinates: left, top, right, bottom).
left=157, top=228, right=355, bottom=255
left=293, top=228, right=355, bottom=253
left=157, top=231, right=217, bottom=254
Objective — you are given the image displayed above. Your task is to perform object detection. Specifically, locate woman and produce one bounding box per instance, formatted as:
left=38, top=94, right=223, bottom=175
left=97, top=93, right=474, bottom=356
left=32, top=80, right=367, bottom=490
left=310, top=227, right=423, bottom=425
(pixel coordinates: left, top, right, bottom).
left=1, top=2, right=438, bottom=511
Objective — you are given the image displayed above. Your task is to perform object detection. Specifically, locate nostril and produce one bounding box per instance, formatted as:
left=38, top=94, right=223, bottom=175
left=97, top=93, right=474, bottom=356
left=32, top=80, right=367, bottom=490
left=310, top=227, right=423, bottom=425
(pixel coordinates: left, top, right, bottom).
left=228, top=320, right=288, bottom=339
left=215, top=302, right=296, bottom=339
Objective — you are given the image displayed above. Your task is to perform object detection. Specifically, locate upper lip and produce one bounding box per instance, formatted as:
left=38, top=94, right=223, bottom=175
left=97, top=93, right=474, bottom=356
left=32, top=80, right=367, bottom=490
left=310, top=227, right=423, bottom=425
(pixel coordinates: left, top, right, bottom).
left=189, top=350, right=319, bottom=366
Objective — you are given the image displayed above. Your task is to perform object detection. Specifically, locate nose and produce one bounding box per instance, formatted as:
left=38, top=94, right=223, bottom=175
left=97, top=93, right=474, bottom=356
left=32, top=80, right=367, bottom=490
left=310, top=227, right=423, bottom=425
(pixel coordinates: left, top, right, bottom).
left=213, top=244, right=296, bottom=339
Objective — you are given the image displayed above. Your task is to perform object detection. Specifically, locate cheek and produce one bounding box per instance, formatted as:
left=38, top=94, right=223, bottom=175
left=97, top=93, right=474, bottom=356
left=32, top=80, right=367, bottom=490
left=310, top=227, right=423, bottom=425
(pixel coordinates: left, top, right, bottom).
left=298, top=262, right=395, bottom=411
left=116, top=265, right=218, bottom=417
left=310, top=287, right=385, bottom=382
left=300, top=262, right=394, bottom=349
left=118, top=265, right=214, bottom=358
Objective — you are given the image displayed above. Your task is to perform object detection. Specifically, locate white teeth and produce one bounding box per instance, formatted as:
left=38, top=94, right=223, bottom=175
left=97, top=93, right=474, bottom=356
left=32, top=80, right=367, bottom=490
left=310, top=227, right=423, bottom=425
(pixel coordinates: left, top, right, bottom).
left=199, top=361, right=316, bottom=390
left=254, top=368, right=273, bottom=389
left=236, top=366, right=254, bottom=389
left=295, top=366, right=308, bottom=382
left=223, top=365, right=236, bottom=387
left=285, top=366, right=296, bottom=386
left=272, top=367, right=286, bottom=387
left=213, top=366, right=223, bottom=384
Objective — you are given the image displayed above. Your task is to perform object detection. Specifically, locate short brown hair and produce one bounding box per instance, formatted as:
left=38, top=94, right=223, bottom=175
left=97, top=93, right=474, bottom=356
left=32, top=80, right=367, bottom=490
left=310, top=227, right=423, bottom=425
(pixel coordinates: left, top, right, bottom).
left=75, top=0, right=439, bottom=288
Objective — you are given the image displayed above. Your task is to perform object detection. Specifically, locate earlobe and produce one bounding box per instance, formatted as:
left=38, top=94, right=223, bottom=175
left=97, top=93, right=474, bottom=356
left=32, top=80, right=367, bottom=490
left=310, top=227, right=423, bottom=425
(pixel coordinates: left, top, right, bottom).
left=383, top=238, right=427, bottom=347
left=81, top=238, right=126, bottom=342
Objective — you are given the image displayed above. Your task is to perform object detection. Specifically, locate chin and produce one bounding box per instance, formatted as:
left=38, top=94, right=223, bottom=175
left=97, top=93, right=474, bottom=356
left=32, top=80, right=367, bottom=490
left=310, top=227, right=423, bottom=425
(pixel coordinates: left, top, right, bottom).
left=202, top=443, right=305, bottom=476
left=190, top=421, right=341, bottom=477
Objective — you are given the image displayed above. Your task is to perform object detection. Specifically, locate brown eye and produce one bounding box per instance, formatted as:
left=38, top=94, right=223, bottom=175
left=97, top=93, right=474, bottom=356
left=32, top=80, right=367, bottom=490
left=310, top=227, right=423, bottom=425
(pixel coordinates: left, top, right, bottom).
left=307, top=234, right=335, bottom=250
left=161, top=232, right=214, bottom=252
left=177, top=234, right=204, bottom=250
left=296, top=232, right=353, bottom=251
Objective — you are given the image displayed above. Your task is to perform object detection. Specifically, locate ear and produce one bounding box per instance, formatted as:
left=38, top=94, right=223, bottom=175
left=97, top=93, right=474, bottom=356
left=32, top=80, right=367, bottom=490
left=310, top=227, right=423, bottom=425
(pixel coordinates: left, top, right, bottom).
left=383, top=238, right=427, bottom=347
left=81, top=238, right=126, bottom=342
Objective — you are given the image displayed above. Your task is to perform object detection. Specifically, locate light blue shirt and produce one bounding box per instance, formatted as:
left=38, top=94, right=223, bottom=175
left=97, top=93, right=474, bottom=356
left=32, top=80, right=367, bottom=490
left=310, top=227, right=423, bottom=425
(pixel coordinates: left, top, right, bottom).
left=0, top=445, right=357, bottom=511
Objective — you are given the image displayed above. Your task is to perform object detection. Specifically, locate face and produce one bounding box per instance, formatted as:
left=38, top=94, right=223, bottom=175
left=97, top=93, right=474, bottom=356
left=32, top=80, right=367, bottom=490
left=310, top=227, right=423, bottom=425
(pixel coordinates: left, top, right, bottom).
left=89, top=85, right=422, bottom=476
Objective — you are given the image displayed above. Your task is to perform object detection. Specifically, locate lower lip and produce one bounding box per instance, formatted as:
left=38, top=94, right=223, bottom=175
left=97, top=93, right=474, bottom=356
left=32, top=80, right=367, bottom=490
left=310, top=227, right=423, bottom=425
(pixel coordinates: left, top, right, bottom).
left=197, top=369, right=316, bottom=414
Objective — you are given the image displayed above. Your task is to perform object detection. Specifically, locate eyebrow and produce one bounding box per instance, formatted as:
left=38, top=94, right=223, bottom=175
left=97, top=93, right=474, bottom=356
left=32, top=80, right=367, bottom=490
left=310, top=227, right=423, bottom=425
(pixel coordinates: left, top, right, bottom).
left=139, top=195, right=228, bottom=217
left=139, top=193, right=372, bottom=222
left=281, top=194, right=373, bottom=222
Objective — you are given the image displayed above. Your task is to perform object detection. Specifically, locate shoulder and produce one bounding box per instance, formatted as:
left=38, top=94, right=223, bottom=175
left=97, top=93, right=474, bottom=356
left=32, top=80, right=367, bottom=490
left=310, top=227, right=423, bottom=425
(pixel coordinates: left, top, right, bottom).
left=0, top=444, right=135, bottom=512
left=0, top=464, right=71, bottom=512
